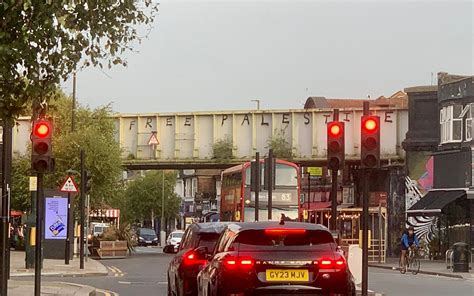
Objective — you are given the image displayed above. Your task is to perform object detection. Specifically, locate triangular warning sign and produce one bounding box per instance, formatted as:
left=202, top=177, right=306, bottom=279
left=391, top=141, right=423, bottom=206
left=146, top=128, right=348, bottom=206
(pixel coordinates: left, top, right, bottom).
left=60, top=176, right=79, bottom=193
left=148, top=133, right=160, bottom=145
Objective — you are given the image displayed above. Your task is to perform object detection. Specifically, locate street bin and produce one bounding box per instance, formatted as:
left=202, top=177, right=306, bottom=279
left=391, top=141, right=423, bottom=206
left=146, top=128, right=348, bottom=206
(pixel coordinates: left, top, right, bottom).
left=452, top=242, right=470, bottom=272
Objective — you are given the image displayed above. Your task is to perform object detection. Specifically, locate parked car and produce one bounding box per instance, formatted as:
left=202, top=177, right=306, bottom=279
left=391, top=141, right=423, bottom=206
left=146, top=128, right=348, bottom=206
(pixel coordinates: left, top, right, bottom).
left=137, top=228, right=158, bottom=246
left=164, top=222, right=229, bottom=296
left=167, top=230, right=185, bottom=246
left=198, top=221, right=356, bottom=296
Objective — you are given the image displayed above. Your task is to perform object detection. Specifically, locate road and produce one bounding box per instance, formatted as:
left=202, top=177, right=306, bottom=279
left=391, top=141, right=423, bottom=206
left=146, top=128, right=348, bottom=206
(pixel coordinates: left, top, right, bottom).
left=42, top=247, right=171, bottom=296
left=39, top=249, right=473, bottom=295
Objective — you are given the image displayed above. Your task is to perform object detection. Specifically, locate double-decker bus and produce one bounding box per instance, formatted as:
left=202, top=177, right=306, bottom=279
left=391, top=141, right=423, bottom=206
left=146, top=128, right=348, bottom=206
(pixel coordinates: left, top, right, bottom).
left=220, top=159, right=301, bottom=222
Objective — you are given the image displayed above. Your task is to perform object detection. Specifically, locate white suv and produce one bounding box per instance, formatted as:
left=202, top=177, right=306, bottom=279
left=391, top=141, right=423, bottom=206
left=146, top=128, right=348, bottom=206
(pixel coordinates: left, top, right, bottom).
left=166, top=230, right=184, bottom=246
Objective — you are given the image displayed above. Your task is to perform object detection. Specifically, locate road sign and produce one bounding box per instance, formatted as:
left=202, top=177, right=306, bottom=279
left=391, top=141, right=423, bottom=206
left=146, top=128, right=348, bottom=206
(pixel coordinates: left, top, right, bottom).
left=60, top=176, right=79, bottom=193
left=29, top=176, right=38, bottom=191
left=307, top=167, right=322, bottom=176
left=148, top=132, right=160, bottom=145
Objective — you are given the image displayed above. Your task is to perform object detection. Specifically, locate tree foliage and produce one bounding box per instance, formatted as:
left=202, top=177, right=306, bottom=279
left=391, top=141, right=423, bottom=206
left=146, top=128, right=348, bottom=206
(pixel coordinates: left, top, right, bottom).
left=122, top=171, right=181, bottom=224
left=0, top=0, right=159, bottom=119
left=267, top=129, right=293, bottom=160
left=212, top=137, right=234, bottom=163
left=10, top=154, right=31, bottom=212
left=44, top=94, right=123, bottom=209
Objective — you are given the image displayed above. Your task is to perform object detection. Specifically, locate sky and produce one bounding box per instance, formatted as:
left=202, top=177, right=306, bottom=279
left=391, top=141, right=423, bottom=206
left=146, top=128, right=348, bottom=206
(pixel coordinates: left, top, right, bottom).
left=61, top=0, right=473, bottom=113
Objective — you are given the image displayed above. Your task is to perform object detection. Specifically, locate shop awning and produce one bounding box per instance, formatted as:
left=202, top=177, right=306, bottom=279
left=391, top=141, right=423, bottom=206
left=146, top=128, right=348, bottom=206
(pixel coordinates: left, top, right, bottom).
left=308, top=202, right=332, bottom=210
left=407, top=190, right=466, bottom=216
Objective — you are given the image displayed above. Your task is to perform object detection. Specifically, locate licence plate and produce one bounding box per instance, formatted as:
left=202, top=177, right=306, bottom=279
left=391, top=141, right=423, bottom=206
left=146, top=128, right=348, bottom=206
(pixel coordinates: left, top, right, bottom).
left=146, top=241, right=152, bottom=243
left=266, top=269, right=309, bottom=282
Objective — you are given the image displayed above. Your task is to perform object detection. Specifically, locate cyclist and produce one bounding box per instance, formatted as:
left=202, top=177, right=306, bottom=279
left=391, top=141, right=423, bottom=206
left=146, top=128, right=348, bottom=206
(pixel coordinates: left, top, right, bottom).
left=400, top=226, right=420, bottom=269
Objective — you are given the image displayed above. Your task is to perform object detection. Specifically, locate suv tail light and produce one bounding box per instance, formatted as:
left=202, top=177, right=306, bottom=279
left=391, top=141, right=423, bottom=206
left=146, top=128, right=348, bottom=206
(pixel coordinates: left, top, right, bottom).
left=317, top=256, right=346, bottom=271
left=224, top=256, right=255, bottom=270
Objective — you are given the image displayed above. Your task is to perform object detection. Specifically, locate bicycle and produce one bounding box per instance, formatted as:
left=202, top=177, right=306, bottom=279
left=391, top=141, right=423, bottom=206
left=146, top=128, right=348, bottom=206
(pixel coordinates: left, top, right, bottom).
left=399, top=247, right=420, bottom=275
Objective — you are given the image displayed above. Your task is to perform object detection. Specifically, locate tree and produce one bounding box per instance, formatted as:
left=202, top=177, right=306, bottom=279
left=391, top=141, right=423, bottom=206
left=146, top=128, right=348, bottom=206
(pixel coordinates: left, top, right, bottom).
left=212, top=137, right=234, bottom=163
left=10, top=154, right=31, bottom=212
left=122, top=171, right=181, bottom=224
left=267, top=128, right=294, bottom=160
left=43, top=94, right=124, bottom=209
left=0, top=1, right=159, bottom=120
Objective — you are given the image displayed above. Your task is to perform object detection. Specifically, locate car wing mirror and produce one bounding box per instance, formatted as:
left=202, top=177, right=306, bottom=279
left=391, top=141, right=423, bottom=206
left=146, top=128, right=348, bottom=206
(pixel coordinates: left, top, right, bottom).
left=163, top=244, right=179, bottom=254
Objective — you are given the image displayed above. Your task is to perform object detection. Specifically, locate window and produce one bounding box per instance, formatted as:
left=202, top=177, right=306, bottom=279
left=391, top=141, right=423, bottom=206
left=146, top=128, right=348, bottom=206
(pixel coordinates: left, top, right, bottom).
left=234, top=229, right=334, bottom=251
left=440, top=105, right=463, bottom=143
left=466, top=104, right=473, bottom=142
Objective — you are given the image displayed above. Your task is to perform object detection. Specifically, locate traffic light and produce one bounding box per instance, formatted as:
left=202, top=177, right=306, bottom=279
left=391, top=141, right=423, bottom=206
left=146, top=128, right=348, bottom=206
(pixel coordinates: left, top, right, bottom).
left=250, top=159, right=260, bottom=192
left=31, top=119, right=53, bottom=173
left=361, top=115, right=380, bottom=168
left=85, top=171, right=92, bottom=192
left=327, top=121, right=345, bottom=170
left=263, top=155, right=276, bottom=191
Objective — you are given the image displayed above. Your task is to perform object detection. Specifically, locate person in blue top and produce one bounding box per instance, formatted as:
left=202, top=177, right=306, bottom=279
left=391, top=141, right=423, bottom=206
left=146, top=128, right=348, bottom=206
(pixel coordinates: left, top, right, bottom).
left=400, top=226, right=420, bottom=268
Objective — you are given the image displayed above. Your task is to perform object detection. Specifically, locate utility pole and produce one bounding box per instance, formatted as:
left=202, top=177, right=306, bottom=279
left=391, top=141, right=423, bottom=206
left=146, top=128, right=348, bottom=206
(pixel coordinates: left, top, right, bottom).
left=161, top=170, right=166, bottom=246
left=80, top=150, right=85, bottom=269
left=72, top=72, right=76, bottom=133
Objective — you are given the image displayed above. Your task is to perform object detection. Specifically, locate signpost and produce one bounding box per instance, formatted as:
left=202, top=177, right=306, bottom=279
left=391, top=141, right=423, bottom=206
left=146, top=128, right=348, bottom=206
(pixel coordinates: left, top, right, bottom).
left=60, top=176, right=78, bottom=265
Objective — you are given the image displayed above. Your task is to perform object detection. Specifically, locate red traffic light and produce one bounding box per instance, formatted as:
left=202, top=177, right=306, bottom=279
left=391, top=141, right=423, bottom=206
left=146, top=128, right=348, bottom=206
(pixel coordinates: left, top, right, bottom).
left=363, top=118, right=378, bottom=133
left=329, top=124, right=341, bottom=137
left=34, top=121, right=51, bottom=138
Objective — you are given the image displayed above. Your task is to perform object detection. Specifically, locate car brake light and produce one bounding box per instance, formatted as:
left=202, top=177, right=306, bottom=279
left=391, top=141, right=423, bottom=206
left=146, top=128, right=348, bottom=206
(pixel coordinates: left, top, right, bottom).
left=224, top=256, right=254, bottom=269
left=187, top=253, right=195, bottom=260
left=335, top=260, right=345, bottom=266
left=224, top=256, right=237, bottom=268
left=320, top=259, right=333, bottom=268
left=264, top=228, right=306, bottom=235
left=240, top=257, right=255, bottom=268
left=183, top=250, right=206, bottom=265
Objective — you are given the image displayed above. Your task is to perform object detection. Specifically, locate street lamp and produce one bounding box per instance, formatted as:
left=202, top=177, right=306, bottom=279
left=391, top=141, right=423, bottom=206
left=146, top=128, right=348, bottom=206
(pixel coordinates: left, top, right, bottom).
left=251, top=99, right=260, bottom=110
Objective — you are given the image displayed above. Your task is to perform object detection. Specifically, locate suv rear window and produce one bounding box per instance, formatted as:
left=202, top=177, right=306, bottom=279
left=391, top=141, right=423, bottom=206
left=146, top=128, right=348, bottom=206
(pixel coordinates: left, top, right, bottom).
left=234, top=230, right=334, bottom=251
left=196, top=233, right=220, bottom=251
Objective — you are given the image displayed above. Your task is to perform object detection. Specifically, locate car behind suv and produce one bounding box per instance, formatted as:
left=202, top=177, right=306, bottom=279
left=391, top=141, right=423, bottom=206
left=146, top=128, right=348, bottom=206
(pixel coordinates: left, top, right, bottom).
left=198, top=221, right=355, bottom=296
left=137, top=228, right=158, bottom=246
left=165, top=222, right=229, bottom=296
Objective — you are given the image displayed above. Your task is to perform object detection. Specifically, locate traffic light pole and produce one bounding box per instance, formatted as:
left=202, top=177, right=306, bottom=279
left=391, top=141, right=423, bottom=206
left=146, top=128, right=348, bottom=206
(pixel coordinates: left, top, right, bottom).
left=34, top=173, right=44, bottom=296
left=80, top=150, right=85, bottom=269
left=330, top=109, right=339, bottom=230
left=254, top=152, right=260, bottom=222
left=267, top=149, right=273, bottom=221
left=330, top=168, right=338, bottom=230
left=1, top=119, right=12, bottom=295
left=361, top=101, right=370, bottom=296
left=361, top=168, right=369, bottom=296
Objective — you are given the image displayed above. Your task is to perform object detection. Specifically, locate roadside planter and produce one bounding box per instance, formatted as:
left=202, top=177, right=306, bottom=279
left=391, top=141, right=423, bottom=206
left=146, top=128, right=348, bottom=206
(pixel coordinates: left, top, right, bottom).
left=90, top=240, right=128, bottom=259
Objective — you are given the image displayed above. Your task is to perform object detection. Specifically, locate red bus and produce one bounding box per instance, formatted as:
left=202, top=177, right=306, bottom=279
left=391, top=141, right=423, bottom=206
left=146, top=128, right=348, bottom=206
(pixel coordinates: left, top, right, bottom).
left=220, top=159, right=301, bottom=222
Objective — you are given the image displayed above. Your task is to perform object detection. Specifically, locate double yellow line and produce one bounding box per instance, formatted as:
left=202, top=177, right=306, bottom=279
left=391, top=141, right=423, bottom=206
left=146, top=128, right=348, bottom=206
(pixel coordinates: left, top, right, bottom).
left=96, top=288, right=119, bottom=296
left=107, top=265, right=126, bottom=277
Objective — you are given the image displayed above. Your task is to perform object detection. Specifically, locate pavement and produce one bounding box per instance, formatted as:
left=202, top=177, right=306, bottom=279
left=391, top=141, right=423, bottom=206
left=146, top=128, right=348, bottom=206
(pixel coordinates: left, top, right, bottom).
left=9, top=251, right=109, bottom=278
left=8, top=280, right=96, bottom=296
left=369, top=257, right=474, bottom=281
left=7, top=251, right=110, bottom=295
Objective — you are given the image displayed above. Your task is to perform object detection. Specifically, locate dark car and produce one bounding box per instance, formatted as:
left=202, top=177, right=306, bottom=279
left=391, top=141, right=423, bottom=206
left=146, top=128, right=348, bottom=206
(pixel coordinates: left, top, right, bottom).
left=137, top=228, right=158, bottom=246
left=198, top=221, right=355, bottom=296
left=165, top=222, right=229, bottom=296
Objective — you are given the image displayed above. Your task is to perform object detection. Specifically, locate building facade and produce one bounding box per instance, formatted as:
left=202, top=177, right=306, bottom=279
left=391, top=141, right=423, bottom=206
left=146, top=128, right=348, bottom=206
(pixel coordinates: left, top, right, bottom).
left=404, top=73, right=473, bottom=257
